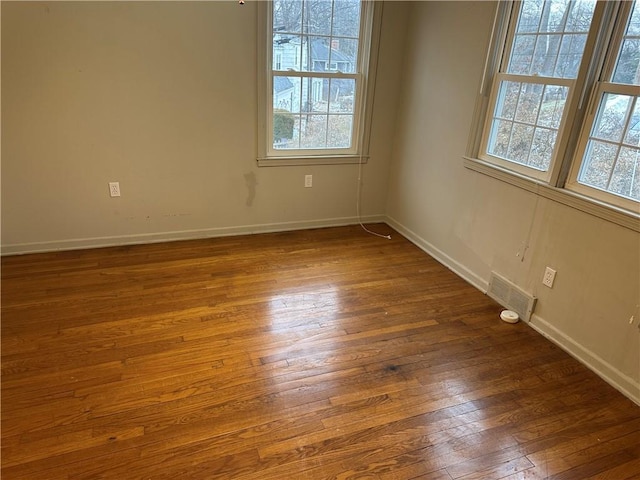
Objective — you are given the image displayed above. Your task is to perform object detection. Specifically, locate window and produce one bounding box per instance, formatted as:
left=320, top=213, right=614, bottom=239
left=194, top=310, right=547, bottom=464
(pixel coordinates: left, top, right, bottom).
left=568, top=1, right=640, bottom=210
left=469, top=0, right=640, bottom=221
left=258, top=0, right=380, bottom=165
left=485, top=0, right=597, bottom=179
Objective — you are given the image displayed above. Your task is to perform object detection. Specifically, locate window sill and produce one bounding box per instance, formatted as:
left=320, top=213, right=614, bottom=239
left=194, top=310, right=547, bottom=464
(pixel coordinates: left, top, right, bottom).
left=463, top=156, right=640, bottom=233
left=257, top=155, right=369, bottom=167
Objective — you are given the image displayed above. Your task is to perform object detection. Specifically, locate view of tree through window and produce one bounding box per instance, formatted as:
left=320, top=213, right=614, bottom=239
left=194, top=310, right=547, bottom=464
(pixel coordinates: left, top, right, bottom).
left=487, top=0, right=597, bottom=171
left=271, top=0, right=362, bottom=151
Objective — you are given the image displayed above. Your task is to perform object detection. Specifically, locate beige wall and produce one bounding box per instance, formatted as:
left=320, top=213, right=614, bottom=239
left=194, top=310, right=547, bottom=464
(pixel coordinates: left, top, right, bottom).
left=1, top=1, right=406, bottom=251
left=386, top=1, right=640, bottom=403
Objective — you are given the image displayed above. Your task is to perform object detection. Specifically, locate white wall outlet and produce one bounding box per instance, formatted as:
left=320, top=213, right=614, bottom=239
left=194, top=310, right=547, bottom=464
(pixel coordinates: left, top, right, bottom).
left=109, top=182, right=121, bottom=197
left=542, top=267, right=556, bottom=288
left=304, top=174, right=312, bottom=188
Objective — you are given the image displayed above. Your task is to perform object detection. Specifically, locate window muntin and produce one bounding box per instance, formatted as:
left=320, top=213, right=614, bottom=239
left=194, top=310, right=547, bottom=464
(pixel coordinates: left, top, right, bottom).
left=268, top=0, right=365, bottom=155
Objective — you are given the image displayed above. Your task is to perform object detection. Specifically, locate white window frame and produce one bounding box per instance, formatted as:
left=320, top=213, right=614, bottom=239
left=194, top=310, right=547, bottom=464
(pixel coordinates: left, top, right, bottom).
left=465, top=0, right=640, bottom=231
left=257, top=0, right=382, bottom=167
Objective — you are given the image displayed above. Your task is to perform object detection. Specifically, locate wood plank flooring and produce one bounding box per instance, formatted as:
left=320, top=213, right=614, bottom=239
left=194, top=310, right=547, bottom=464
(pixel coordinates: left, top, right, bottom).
left=2, top=225, right=639, bottom=479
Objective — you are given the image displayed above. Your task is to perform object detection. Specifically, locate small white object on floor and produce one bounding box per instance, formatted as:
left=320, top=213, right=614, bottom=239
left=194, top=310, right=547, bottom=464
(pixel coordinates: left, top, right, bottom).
left=500, top=309, right=519, bottom=324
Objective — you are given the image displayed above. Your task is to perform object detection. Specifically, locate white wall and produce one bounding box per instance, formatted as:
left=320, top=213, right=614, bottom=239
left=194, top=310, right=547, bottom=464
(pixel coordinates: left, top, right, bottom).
left=1, top=1, right=406, bottom=252
left=386, top=1, right=640, bottom=403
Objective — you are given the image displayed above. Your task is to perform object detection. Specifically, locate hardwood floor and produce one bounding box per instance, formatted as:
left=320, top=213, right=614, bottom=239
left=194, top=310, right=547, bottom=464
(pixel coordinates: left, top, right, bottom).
left=2, top=225, right=639, bottom=479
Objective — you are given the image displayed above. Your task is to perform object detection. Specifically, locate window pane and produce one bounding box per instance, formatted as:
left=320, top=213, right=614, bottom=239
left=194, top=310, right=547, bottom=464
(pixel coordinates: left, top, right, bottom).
left=579, top=140, right=618, bottom=189
left=327, top=115, right=353, bottom=148
left=272, top=79, right=300, bottom=148
left=538, top=85, right=568, bottom=128
left=333, top=0, right=361, bottom=37
left=273, top=76, right=327, bottom=113
left=489, top=119, right=513, bottom=158
left=629, top=0, right=640, bottom=36
left=508, top=0, right=596, bottom=78
left=305, top=36, right=327, bottom=73
left=532, top=34, right=562, bottom=76
left=515, top=83, right=543, bottom=124
left=274, top=76, right=300, bottom=112
left=327, top=78, right=355, bottom=113
left=625, top=100, right=640, bottom=146
left=304, top=0, right=332, bottom=35
left=329, top=38, right=358, bottom=73
left=300, top=114, right=328, bottom=148
left=592, top=93, right=632, bottom=143
left=613, top=38, right=640, bottom=85
left=612, top=2, right=640, bottom=86
left=609, top=146, right=640, bottom=200
left=565, top=0, right=597, bottom=32
left=539, top=0, right=571, bottom=32
left=630, top=153, right=640, bottom=200
left=507, top=124, right=535, bottom=165
left=274, top=115, right=301, bottom=149
left=510, top=35, right=537, bottom=74
left=273, top=0, right=302, bottom=33
left=555, top=33, right=588, bottom=78
left=517, top=0, right=543, bottom=33
left=529, top=127, right=557, bottom=170
left=273, top=35, right=302, bottom=71
left=496, top=81, right=519, bottom=120
left=302, top=76, right=326, bottom=112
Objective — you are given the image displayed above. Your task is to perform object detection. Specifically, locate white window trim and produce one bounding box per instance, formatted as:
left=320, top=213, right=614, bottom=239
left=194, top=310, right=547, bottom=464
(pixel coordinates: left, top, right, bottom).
left=463, top=156, right=640, bottom=231
left=257, top=0, right=382, bottom=167
left=465, top=0, right=640, bottom=232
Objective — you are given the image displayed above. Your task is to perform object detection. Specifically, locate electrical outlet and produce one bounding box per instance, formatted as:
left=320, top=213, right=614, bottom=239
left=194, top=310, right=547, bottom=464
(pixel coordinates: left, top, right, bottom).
left=542, top=267, right=556, bottom=288
left=109, top=182, right=121, bottom=197
left=305, top=174, right=312, bottom=188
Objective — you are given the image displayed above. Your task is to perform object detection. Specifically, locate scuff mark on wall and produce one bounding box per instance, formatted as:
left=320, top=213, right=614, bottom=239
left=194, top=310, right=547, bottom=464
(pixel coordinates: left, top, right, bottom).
left=244, top=172, right=257, bottom=207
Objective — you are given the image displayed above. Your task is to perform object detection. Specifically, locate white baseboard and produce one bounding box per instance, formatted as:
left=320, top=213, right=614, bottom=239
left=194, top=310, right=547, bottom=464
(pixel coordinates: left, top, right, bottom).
left=385, top=216, right=489, bottom=293
left=528, top=314, right=640, bottom=406
left=386, top=216, right=640, bottom=406
left=1, top=215, right=386, bottom=256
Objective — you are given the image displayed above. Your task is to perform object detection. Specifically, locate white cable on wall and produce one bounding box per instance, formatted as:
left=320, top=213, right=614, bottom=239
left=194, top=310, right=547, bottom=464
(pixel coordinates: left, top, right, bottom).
left=356, top=2, right=390, bottom=241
